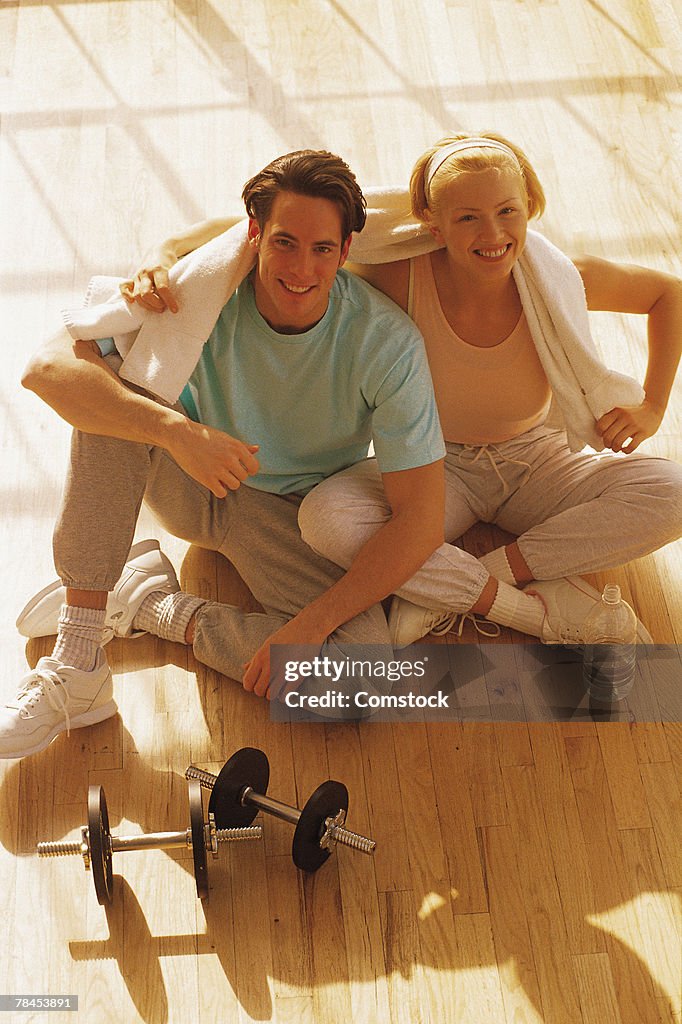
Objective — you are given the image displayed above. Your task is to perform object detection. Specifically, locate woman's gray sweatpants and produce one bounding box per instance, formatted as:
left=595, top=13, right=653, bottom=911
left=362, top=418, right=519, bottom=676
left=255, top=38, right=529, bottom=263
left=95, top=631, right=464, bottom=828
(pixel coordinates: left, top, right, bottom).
left=298, top=425, right=682, bottom=614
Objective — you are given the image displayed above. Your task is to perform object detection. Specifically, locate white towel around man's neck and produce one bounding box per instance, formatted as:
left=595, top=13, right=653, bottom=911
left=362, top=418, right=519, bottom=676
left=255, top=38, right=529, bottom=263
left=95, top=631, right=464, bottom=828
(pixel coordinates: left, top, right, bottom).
left=62, top=186, right=643, bottom=448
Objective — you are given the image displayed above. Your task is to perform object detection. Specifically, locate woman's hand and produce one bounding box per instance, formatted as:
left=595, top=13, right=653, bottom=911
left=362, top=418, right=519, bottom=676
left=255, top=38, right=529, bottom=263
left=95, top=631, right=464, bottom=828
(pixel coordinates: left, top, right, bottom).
left=120, top=245, right=179, bottom=313
left=596, top=398, right=664, bottom=453
left=119, top=217, right=237, bottom=313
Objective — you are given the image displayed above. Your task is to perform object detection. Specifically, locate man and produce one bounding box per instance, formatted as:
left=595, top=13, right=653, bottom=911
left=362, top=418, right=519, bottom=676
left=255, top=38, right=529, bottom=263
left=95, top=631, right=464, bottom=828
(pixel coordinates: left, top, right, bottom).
left=1, top=150, right=446, bottom=759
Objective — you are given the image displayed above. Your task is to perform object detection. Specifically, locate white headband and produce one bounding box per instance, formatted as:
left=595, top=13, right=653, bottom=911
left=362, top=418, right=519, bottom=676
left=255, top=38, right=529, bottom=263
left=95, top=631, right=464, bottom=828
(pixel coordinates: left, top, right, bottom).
left=424, top=138, right=522, bottom=203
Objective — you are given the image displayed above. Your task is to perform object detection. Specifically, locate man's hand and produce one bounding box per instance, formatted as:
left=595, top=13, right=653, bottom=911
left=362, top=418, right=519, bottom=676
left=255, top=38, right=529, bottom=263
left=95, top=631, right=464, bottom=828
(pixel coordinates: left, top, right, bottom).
left=242, top=459, right=446, bottom=701
left=242, top=616, right=328, bottom=701
left=596, top=398, right=664, bottom=453
left=167, top=419, right=260, bottom=497
left=120, top=265, right=179, bottom=314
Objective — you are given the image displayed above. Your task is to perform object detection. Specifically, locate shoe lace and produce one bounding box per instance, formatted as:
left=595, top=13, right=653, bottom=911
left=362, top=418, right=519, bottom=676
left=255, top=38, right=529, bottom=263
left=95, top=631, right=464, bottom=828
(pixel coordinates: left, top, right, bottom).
left=553, top=624, right=584, bottom=643
left=11, top=668, right=72, bottom=736
left=430, top=612, right=502, bottom=639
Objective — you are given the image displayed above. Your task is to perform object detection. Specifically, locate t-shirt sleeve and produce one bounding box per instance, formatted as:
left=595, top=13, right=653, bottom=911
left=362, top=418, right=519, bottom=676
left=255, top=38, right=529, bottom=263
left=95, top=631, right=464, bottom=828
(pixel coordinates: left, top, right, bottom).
left=370, top=331, right=445, bottom=472
left=94, top=337, right=117, bottom=357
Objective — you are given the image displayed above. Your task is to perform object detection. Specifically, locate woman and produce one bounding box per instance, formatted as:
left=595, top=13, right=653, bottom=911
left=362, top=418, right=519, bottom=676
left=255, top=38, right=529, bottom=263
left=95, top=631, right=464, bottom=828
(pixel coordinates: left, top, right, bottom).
left=124, top=134, right=682, bottom=644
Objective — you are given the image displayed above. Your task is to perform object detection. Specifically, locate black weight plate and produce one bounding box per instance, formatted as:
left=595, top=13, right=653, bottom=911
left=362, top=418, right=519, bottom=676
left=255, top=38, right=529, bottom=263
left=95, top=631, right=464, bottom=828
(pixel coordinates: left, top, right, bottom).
left=87, top=785, right=114, bottom=905
left=188, top=779, right=209, bottom=900
left=209, top=747, right=270, bottom=829
left=292, top=780, right=348, bottom=873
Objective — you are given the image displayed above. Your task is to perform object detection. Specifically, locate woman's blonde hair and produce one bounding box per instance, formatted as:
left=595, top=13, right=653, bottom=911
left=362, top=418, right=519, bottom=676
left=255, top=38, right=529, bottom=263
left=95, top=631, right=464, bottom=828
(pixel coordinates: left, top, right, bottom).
left=410, top=131, right=546, bottom=222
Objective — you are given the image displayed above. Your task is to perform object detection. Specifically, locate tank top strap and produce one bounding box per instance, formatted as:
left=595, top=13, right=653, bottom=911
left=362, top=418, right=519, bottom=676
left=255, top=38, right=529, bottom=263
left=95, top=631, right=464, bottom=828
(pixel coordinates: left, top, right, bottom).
left=407, top=256, right=415, bottom=319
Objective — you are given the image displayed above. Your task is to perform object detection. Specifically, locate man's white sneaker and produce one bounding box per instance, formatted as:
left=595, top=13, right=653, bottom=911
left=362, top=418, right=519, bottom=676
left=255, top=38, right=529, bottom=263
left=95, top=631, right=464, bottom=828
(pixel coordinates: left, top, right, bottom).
left=389, top=595, right=501, bottom=648
left=523, top=577, right=653, bottom=644
left=0, top=650, right=116, bottom=760
left=15, top=539, right=179, bottom=643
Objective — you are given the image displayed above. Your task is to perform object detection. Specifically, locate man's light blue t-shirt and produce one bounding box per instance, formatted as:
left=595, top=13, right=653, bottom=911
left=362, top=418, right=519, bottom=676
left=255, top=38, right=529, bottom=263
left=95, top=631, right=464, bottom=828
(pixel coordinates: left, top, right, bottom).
left=100, top=269, right=445, bottom=494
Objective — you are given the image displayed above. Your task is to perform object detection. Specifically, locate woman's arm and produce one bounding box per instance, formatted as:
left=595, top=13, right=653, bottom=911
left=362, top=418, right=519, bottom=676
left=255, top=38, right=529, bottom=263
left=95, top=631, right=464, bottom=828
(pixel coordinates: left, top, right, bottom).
left=344, top=259, right=411, bottom=312
left=121, top=219, right=414, bottom=317
left=574, top=254, right=682, bottom=452
left=120, top=216, right=238, bottom=312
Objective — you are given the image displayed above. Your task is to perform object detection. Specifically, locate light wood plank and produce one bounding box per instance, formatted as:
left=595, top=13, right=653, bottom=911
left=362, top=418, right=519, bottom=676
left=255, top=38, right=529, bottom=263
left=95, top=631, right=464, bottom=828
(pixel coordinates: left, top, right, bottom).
left=616, top=828, right=682, bottom=1020
left=427, top=721, right=489, bottom=915
left=502, top=762, right=583, bottom=1023
left=596, top=724, right=653, bottom=831
left=529, top=724, right=607, bottom=954
left=639, top=760, right=682, bottom=887
left=391, top=723, right=461, bottom=1021
left=573, top=952, right=624, bottom=1024
left=482, top=824, right=545, bottom=1024
left=325, top=723, right=391, bottom=1023
left=230, top=824, right=275, bottom=1022
left=462, top=722, right=508, bottom=827
left=359, top=722, right=413, bottom=893
left=265, top=854, right=311, bottom=1000
left=565, top=736, right=671, bottom=1024
left=378, top=890, right=428, bottom=1024
left=303, top=865, right=353, bottom=1024
left=450, top=912, right=507, bottom=1023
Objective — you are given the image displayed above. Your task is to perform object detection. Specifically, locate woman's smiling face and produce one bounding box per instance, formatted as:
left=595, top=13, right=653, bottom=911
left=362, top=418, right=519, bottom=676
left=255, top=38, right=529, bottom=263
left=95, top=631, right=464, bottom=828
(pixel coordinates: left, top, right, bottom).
left=427, top=166, right=529, bottom=280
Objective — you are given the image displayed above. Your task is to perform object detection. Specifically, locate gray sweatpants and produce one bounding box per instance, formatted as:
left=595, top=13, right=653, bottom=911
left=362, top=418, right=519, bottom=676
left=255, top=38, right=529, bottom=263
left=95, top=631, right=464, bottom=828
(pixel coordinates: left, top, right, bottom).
left=53, top=430, right=391, bottom=692
left=298, top=425, right=682, bottom=613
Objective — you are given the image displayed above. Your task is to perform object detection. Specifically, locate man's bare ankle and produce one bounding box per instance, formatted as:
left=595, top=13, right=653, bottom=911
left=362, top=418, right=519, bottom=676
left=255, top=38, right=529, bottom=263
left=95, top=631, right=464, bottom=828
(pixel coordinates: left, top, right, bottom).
left=65, top=589, right=108, bottom=610
left=185, top=612, right=197, bottom=645
left=505, top=542, right=534, bottom=586
left=470, top=577, right=498, bottom=616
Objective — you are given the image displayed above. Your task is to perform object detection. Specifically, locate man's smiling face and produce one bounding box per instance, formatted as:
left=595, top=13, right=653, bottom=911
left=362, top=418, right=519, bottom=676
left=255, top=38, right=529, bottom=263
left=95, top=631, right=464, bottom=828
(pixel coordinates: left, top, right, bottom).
left=249, top=190, right=351, bottom=334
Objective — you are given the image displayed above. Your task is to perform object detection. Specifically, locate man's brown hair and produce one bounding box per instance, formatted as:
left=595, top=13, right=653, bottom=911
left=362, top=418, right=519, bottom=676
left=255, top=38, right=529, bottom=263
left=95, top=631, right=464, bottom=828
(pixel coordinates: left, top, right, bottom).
left=242, top=150, right=367, bottom=241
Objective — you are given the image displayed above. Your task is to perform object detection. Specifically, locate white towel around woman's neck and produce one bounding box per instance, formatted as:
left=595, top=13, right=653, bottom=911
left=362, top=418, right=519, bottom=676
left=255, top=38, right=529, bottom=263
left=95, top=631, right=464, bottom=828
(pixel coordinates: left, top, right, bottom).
left=62, top=186, right=643, bottom=449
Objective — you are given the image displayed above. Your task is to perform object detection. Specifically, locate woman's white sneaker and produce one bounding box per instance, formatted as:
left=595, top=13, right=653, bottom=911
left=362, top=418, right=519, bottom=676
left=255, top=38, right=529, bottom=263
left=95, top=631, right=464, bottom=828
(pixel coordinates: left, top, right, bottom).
left=0, top=650, right=116, bottom=760
left=523, top=577, right=653, bottom=644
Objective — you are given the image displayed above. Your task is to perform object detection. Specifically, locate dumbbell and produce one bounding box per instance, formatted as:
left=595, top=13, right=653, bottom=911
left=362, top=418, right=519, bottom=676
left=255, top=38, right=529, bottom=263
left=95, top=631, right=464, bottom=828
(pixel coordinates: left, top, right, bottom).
left=185, top=747, right=376, bottom=873
left=37, top=779, right=262, bottom=904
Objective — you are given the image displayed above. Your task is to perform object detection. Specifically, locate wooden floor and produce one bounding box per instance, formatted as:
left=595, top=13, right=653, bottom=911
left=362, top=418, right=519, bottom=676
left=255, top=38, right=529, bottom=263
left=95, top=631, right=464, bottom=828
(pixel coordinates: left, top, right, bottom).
left=1, top=1, right=681, bottom=1021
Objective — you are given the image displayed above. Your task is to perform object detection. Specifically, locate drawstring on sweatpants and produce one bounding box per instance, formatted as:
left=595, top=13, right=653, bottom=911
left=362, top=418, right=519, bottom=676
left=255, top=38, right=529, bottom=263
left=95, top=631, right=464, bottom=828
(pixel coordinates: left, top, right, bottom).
left=457, top=443, right=532, bottom=499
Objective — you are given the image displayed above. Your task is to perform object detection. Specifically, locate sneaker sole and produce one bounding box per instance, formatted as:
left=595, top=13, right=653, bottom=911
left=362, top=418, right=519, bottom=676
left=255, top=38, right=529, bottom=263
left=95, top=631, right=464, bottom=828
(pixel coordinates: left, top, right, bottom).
left=0, top=699, right=118, bottom=760
left=15, top=540, right=161, bottom=640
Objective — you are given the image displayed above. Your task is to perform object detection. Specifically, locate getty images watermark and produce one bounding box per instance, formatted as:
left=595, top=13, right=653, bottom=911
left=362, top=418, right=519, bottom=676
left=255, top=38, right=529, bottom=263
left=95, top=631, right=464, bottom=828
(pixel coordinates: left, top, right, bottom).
left=279, top=651, right=445, bottom=713
left=268, top=643, right=681, bottom=723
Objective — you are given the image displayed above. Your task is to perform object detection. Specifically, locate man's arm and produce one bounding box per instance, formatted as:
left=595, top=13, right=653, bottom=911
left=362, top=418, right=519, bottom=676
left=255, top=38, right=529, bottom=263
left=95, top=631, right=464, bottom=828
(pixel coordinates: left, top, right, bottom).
left=574, top=254, right=682, bottom=452
left=22, top=328, right=259, bottom=497
left=242, top=458, right=445, bottom=699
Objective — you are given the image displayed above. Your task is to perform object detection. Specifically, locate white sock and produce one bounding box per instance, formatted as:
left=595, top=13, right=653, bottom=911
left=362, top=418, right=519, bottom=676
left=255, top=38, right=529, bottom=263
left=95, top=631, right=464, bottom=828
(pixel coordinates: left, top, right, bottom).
left=486, top=581, right=545, bottom=637
left=52, top=605, right=107, bottom=672
left=133, top=591, right=206, bottom=644
left=479, top=547, right=518, bottom=587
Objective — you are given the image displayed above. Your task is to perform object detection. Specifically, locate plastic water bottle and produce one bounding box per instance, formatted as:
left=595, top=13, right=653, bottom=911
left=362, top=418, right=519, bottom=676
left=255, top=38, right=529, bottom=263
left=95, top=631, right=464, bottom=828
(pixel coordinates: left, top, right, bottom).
left=582, top=584, right=638, bottom=710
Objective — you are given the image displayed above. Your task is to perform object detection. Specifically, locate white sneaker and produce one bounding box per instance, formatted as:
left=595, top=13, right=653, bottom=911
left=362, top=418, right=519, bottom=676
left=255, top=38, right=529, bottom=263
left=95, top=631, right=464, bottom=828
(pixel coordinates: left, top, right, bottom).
left=523, top=577, right=653, bottom=644
left=389, top=596, right=501, bottom=648
left=16, top=539, right=179, bottom=644
left=0, top=650, right=116, bottom=760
